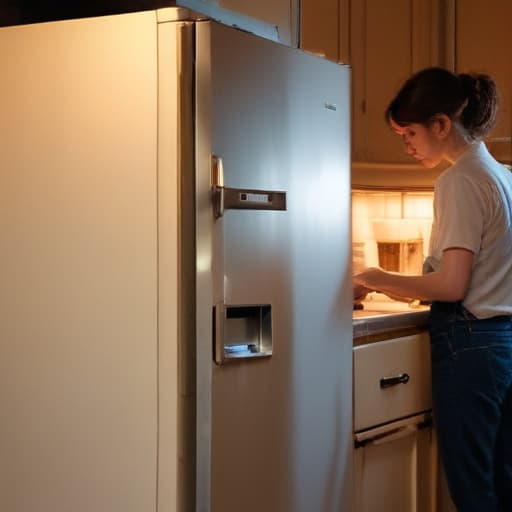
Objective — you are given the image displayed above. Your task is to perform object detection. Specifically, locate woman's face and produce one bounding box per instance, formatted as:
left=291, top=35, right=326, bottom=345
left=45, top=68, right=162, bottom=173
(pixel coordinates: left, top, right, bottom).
left=389, top=118, right=445, bottom=168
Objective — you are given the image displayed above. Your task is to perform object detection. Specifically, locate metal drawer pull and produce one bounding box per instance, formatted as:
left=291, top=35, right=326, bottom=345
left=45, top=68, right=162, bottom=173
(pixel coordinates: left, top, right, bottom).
left=380, top=372, right=410, bottom=389
left=354, top=412, right=432, bottom=449
left=355, top=424, right=416, bottom=448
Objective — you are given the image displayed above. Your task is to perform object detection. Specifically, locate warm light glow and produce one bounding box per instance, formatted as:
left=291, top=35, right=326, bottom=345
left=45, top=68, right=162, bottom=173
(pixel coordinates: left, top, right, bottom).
left=352, top=190, right=434, bottom=270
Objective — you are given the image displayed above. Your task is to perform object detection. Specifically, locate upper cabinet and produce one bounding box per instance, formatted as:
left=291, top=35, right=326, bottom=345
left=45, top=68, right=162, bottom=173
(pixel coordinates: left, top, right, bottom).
left=350, top=0, right=446, bottom=165
left=177, top=0, right=299, bottom=47
left=301, top=0, right=446, bottom=171
left=454, top=0, right=512, bottom=165
left=300, top=0, right=350, bottom=64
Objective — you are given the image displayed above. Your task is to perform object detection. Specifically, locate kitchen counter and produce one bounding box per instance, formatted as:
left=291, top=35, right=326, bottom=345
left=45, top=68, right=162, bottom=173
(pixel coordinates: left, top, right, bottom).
left=353, top=298, right=430, bottom=345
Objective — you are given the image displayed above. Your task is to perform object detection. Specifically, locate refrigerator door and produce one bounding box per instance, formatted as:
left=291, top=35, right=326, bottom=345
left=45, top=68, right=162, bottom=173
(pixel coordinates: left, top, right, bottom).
left=195, top=21, right=352, bottom=512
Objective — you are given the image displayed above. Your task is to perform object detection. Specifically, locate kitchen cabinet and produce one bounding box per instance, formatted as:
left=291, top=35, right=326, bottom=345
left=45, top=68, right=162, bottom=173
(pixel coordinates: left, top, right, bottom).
left=354, top=414, right=437, bottom=512
left=353, top=332, right=437, bottom=511
left=350, top=0, right=445, bottom=165
left=300, top=0, right=350, bottom=63
left=300, top=0, right=451, bottom=173
left=353, top=324, right=457, bottom=511
left=177, top=0, right=298, bottom=46
left=454, top=0, right=512, bottom=164
left=301, top=1, right=511, bottom=168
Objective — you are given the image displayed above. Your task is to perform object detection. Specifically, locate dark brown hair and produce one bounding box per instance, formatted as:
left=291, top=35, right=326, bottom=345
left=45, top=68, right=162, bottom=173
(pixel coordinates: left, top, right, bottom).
left=385, top=67, right=498, bottom=140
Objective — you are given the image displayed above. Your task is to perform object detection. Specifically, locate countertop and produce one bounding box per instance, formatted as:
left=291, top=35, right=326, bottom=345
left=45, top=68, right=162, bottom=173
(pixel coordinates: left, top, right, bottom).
left=353, top=297, right=430, bottom=345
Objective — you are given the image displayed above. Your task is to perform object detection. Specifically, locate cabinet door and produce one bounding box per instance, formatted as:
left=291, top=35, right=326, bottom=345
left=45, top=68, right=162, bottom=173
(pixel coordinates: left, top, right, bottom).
left=300, top=0, right=350, bottom=63
left=455, top=0, right=512, bottom=164
left=351, top=0, right=443, bottom=164
left=177, top=0, right=298, bottom=46
left=354, top=416, right=436, bottom=512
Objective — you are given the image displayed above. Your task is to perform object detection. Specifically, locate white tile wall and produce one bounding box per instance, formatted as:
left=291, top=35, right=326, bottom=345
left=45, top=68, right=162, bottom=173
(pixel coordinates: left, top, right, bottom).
left=352, top=191, right=434, bottom=271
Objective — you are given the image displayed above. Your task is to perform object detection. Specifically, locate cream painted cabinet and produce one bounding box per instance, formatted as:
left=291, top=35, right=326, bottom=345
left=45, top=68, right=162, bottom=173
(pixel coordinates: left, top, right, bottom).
left=300, top=0, right=445, bottom=165
left=454, top=0, right=512, bottom=165
left=353, top=329, right=457, bottom=511
left=350, top=0, right=445, bottom=164
left=301, top=1, right=511, bottom=167
left=353, top=333, right=437, bottom=512
left=300, top=0, right=350, bottom=63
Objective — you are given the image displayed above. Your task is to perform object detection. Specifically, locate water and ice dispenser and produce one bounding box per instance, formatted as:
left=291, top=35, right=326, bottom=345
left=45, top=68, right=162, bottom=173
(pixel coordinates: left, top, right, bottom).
left=214, top=304, right=273, bottom=364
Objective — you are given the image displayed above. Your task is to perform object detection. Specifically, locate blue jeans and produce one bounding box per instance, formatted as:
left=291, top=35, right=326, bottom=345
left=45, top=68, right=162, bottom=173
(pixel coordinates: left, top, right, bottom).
left=429, top=302, right=512, bottom=512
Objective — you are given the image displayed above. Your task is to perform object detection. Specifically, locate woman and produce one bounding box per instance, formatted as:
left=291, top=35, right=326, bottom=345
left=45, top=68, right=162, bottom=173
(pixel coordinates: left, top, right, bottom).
left=354, top=67, right=512, bottom=511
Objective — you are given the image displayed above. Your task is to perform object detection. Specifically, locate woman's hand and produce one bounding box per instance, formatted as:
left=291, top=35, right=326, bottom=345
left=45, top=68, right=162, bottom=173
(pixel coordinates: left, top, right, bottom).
left=353, top=267, right=385, bottom=289
left=354, top=268, right=411, bottom=303
left=353, top=283, right=370, bottom=304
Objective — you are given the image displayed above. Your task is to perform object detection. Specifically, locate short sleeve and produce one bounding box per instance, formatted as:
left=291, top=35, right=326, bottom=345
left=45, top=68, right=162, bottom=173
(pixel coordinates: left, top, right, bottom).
left=434, top=172, right=485, bottom=255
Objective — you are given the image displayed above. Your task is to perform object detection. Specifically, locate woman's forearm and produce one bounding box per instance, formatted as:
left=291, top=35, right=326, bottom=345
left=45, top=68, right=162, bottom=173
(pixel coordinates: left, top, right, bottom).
left=354, top=248, right=474, bottom=303
left=354, top=268, right=466, bottom=303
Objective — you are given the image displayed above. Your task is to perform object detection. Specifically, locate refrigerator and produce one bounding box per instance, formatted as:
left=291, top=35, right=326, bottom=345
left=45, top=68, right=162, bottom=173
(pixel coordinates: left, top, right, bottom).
left=0, top=7, right=353, bottom=512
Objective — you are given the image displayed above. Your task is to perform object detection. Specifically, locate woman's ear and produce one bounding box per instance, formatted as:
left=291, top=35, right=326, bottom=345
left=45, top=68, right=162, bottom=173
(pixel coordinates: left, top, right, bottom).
left=432, top=114, right=452, bottom=139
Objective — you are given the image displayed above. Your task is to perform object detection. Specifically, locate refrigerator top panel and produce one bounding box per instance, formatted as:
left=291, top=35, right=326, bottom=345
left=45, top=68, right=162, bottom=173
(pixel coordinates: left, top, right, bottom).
left=176, top=0, right=297, bottom=46
left=194, top=20, right=353, bottom=512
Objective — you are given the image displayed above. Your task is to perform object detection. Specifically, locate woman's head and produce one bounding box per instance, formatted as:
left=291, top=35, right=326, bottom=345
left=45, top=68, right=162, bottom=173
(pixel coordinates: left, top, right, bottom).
left=385, top=67, right=499, bottom=166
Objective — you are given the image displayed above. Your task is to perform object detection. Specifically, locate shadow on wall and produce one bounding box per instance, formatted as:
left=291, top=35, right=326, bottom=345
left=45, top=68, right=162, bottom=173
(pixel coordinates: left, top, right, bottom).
left=0, top=0, right=176, bottom=27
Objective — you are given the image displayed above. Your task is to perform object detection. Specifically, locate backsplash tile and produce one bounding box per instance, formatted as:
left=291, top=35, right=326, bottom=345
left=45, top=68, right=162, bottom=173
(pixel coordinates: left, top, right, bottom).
left=352, top=190, right=434, bottom=274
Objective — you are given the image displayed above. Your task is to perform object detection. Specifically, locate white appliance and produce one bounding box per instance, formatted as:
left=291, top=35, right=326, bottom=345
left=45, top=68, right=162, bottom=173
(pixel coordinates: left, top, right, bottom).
left=0, top=8, right=353, bottom=512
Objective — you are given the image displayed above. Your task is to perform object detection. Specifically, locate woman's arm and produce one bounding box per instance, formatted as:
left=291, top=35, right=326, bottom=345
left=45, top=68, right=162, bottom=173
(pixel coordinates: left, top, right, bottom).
left=353, top=248, right=474, bottom=302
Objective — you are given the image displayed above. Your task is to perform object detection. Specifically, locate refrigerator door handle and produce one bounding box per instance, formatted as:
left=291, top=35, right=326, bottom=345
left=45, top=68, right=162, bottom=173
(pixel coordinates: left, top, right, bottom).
left=211, top=154, right=286, bottom=219
left=211, top=154, right=225, bottom=218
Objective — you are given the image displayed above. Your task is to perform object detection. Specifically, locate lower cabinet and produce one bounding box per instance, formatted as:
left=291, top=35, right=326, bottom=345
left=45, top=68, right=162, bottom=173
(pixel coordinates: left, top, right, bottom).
left=353, top=331, right=455, bottom=511
left=354, top=412, right=436, bottom=512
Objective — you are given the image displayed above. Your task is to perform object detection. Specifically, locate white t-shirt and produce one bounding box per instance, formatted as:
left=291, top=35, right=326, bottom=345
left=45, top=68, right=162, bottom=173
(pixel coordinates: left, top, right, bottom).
left=425, top=141, right=512, bottom=318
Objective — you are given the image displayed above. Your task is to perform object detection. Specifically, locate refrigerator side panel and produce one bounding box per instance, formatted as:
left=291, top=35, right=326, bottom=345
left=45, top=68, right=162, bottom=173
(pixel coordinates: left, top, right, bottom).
left=0, top=12, right=159, bottom=512
left=197, top=21, right=353, bottom=512
left=157, top=18, right=198, bottom=512
left=195, top=21, right=214, bottom=512
left=156, top=20, right=178, bottom=510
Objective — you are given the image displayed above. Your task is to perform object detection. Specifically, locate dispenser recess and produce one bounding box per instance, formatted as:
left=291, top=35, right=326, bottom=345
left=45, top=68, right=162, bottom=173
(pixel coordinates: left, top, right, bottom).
left=214, top=304, right=272, bottom=364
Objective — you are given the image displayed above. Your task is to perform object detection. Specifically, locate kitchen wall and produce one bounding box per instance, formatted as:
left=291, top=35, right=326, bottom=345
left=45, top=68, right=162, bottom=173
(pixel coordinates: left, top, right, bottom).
left=352, top=190, right=434, bottom=275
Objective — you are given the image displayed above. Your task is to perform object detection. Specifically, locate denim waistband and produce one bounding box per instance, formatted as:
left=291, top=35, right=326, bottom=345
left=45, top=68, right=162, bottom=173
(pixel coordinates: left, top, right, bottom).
left=429, top=301, right=512, bottom=336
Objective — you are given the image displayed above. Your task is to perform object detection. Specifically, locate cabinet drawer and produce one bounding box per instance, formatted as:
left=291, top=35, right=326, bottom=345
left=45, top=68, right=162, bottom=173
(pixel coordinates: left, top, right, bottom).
left=354, top=332, right=431, bottom=431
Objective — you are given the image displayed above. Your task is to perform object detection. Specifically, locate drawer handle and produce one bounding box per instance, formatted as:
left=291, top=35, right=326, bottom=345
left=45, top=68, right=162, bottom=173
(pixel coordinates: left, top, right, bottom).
left=380, top=373, right=410, bottom=389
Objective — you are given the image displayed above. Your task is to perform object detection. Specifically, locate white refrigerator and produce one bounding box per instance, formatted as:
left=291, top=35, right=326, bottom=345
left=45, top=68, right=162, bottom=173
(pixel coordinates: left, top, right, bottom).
left=0, top=7, right=353, bottom=512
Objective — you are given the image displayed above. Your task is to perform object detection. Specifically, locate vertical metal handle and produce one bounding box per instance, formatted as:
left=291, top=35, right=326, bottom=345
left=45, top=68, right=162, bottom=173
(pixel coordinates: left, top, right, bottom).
left=214, top=302, right=225, bottom=364
left=211, top=155, right=225, bottom=218
left=210, top=154, right=286, bottom=219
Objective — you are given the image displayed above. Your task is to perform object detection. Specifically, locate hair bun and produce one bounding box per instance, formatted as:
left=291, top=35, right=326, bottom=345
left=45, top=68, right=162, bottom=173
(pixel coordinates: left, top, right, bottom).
left=459, top=73, right=478, bottom=99
left=458, top=72, right=498, bottom=138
